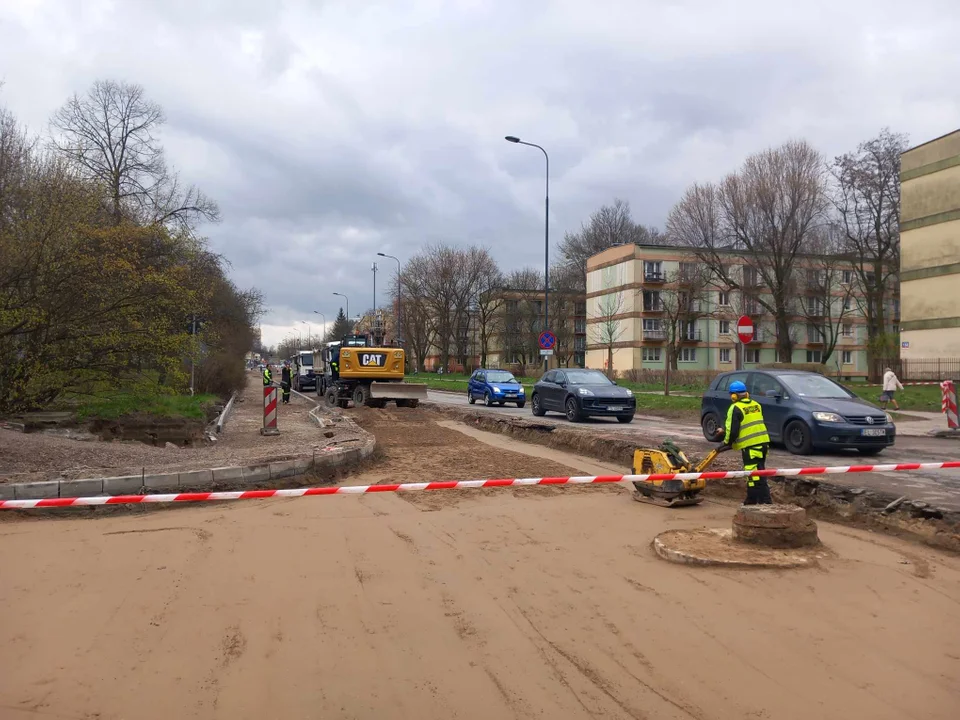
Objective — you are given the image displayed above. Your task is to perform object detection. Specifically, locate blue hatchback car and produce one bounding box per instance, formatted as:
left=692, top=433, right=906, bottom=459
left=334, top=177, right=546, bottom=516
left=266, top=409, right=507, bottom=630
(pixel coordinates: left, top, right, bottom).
left=467, top=369, right=526, bottom=408
left=701, top=370, right=896, bottom=456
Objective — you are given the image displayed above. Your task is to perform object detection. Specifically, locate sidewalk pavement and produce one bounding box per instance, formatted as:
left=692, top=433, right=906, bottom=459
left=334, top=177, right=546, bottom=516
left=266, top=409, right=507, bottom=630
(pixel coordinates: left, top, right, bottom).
left=894, top=410, right=960, bottom=439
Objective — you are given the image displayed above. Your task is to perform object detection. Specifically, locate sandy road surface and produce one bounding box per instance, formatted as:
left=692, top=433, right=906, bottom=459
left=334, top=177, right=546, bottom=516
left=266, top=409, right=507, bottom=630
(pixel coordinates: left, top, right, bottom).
left=2, top=410, right=959, bottom=719
left=427, top=390, right=960, bottom=511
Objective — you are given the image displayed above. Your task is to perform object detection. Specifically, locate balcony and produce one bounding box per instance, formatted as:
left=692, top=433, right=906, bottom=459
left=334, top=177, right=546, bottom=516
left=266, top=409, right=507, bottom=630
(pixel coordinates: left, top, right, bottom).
left=806, top=333, right=825, bottom=346
left=642, top=302, right=664, bottom=313
left=644, top=270, right=665, bottom=283
left=643, top=328, right=666, bottom=341
left=680, top=330, right=702, bottom=342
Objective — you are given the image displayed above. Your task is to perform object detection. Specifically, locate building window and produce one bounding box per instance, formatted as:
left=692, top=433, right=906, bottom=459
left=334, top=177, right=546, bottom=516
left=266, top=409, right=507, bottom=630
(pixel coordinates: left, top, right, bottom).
left=643, top=290, right=663, bottom=312
left=842, top=350, right=853, bottom=365
left=806, top=350, right=823, bottom=363
left=642, top=347, right=661, bottom=362
left=843, top=296, right=853, bottom=311
left=719, top=320, right=730, bottom=335
left=745, top=349, right=760, bottom=363
left=841, top=269, right=853, bottom=285
left=679, top=347, right=697, bottom=363
left=842, top=324, right=853, bottom=337
left=644, top=261, right=664, bottom=281
left=718, top=291, right=730, bottom=306
left=720, top=348, right=732, bottom=363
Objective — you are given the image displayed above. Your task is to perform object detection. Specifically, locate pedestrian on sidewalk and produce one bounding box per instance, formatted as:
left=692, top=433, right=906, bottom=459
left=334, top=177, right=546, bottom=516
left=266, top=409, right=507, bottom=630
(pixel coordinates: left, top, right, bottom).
left=880, top=367, right=903, bottom=411
left=280, top=361, right=292, bottom=404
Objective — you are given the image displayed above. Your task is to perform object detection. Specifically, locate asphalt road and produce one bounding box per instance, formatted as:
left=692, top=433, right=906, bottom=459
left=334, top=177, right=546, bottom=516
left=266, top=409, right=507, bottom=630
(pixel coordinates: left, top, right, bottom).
left=426, top=390, right=960, bottom=511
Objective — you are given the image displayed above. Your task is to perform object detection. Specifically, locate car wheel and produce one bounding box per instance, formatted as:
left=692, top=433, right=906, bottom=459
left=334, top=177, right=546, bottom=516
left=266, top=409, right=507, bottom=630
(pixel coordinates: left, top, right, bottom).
left=484, top=392, right=493, bottom=407
left=617, top=415, right=634, bottom=424
left=467, top=391, right=475, bottom=405
left=784, top=420, right=813, bottom=455
left=701, top=413, right=721, bottom=441
left=324, top=389, right=338, bottom=407
left=531, top=393, right=545, bottom=416
left=516, top=401, right=526, bottom=409
left=857, top=447, right=884, bottom=456
left=565, top=397, right=582, bottom=422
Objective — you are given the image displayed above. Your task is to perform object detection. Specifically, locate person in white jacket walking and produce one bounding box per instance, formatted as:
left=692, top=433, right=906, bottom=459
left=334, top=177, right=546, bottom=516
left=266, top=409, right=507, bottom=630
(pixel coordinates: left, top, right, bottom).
left=880, top=367, right=904, bottom=410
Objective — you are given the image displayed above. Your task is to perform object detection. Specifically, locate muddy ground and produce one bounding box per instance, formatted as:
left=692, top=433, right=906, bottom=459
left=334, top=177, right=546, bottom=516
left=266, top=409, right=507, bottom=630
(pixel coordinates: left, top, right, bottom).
left=0, top=374, right=360, bottom=483
left=1, top=408, right=958, bottom=719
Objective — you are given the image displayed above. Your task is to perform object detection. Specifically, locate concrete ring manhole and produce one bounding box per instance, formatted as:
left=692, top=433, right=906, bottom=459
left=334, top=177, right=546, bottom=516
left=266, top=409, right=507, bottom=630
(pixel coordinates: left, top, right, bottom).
left=653, top=528, right=833, bottom=569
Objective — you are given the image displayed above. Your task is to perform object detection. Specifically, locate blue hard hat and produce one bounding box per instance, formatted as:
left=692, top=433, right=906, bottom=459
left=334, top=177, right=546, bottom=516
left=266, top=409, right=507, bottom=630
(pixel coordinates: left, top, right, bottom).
left=729, top=380, right=747, bottom=394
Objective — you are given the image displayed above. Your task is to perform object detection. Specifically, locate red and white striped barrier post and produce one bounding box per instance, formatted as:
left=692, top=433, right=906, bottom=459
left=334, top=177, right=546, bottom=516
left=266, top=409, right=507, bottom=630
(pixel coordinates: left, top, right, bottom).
left=3, top=461, right=960, bottom=510
left=261, top=383, right=280, bottom=436
left=941, top=380, right=958, bottom=430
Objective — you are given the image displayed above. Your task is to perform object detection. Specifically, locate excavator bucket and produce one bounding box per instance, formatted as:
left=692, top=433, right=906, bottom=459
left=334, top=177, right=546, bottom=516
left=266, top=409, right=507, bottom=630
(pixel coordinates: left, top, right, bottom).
left=369, top=381, right=428, bottom=405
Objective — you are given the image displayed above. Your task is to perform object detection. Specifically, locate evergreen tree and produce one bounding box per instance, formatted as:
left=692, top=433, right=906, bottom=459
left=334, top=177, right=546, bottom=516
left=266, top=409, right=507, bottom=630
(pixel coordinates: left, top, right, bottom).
left=327, top=307, right=353, bottom=342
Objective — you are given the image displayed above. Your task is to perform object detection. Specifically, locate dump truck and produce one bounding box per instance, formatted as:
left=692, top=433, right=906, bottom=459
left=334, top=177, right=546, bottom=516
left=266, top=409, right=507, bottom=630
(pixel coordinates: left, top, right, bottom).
left=318, top=335, right=428, bottom=409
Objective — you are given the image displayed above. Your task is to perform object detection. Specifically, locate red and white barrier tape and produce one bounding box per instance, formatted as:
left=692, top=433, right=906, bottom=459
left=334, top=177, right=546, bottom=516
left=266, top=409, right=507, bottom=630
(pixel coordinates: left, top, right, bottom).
left=3, top=461, right=960, bottom=510
left=866, top=381, right=946, bottom=386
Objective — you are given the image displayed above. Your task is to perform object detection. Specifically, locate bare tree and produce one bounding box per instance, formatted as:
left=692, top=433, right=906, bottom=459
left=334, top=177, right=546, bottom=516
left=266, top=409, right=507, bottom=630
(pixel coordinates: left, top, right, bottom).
left=502, top=268, right=544, bottom=375
left=832, top=129, right=905, bottom=371
left=657, top=263, right=712, bottom=395
left=398, top=257, right=437, bottom=372
left=667, top=140, right=829, bottom=362
left=549, top=262, right=581, bottom=367
left=796, top=228, right=858, bottom=367
left=560, top=198, right=662, bottom=288
left=49, top=80, right=219, bottom=230
left=474, top=262, right=505, bottom=369
left=590, top=291, right=626, bottom=378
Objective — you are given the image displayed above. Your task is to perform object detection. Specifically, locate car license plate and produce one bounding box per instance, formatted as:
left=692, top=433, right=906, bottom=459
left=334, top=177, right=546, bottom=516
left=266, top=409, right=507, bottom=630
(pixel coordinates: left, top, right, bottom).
left=607, top=405, right=623, bottom=412
left=505, top=393, right=516, bottom=397
left=862, top=428, right=886, bottom=437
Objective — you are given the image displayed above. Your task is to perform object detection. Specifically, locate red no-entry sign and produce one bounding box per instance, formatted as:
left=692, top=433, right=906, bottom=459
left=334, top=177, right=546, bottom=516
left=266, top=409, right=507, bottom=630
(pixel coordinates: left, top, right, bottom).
left=737, top=315, right=755, bottom=344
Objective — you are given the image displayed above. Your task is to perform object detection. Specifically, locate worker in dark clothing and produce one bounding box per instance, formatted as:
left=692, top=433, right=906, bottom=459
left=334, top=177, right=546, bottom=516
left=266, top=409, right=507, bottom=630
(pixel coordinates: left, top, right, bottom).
left=329, top=348, right=340, bottom=380
left=280, top=361, right=292, bottom=404
left=262, top=365, right=273, bottom=386
left=715, top=380, right=772, bottom=505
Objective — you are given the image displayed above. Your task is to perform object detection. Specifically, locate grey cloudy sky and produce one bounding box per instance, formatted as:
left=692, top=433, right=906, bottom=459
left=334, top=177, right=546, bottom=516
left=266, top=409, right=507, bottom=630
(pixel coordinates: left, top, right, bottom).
left=2, top=0, right=958, bottom=346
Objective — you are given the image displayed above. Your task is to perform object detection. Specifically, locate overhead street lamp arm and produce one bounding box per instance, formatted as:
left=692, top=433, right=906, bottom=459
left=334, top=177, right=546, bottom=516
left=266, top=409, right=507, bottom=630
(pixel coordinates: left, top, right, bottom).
left=377, top=252, right=403, bottom=345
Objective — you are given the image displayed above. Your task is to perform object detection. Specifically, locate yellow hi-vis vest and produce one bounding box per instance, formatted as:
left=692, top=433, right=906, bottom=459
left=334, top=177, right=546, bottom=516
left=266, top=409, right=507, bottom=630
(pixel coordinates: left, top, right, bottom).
left=263, top=367, right=272, bottom=386
left=725, top=398, right=770, bottom=450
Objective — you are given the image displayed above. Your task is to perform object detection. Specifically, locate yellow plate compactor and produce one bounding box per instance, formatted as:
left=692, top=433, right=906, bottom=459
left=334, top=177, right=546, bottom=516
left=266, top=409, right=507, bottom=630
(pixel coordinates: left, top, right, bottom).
left=631, top=440, right=729, bottom=508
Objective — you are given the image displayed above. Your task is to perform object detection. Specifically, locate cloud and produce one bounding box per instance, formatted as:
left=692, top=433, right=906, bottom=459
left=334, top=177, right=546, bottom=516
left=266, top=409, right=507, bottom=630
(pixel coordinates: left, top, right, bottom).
left=2, top=0, right=957, bottom=347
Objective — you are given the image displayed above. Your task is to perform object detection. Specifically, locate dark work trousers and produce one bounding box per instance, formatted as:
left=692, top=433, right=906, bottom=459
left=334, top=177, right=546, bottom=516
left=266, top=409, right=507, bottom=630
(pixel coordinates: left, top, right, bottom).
left=742, top=444, right=772, bottom=505
left=281, top=381, right=291, bottom=404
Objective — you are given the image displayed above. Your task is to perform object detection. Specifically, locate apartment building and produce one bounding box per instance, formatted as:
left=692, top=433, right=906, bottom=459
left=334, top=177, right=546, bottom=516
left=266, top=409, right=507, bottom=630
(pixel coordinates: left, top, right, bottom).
left=900, top=129, right=960, bottom=358
left=585, top=244, right=871, bottom=377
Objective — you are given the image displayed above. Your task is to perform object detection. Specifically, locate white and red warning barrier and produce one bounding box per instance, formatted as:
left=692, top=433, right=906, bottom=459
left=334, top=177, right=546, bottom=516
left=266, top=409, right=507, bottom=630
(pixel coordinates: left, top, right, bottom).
left=2, top=461, right=960, bottom=510
left=866, top=381, right=945, bottom=387
left=261, top=384, right=279, bottom=436
left=942, top=380, right=958, bottom=429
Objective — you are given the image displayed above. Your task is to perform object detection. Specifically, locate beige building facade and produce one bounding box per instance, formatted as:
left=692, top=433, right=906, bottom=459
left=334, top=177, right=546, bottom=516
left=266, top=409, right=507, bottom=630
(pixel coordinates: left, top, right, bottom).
left=899, top=129, right=960, bottom=358
left=585, top=244, right=871, bottom=377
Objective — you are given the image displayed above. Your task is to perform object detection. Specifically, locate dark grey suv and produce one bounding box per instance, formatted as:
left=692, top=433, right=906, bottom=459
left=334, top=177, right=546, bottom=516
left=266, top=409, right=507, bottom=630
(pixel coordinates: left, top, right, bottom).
left=531, top=368, right=636, bottom=423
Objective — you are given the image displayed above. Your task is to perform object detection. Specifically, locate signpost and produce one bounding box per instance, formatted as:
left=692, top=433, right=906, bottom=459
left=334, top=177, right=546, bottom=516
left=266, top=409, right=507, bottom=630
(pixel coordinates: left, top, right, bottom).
left=736, top=315, right=754, bottom=370
left=538, top=330, right=556, bottom=358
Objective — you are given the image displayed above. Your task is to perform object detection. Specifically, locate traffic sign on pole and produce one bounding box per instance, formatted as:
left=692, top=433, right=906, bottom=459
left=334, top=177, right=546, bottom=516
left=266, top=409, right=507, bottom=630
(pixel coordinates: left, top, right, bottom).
left=736, top=315, right=755, bottom=344
left=538, top=331, right=556, bottom=351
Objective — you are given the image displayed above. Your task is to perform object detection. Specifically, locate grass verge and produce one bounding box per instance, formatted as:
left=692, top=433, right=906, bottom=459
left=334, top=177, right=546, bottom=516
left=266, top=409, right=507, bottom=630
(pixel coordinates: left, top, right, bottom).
left=72, top=390, right=218, bottom=421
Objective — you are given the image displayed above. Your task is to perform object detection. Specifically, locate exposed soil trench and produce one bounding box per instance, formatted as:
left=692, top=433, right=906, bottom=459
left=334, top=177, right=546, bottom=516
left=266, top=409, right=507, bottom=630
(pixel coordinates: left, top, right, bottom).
left=1, top=407, right=958, bottom=720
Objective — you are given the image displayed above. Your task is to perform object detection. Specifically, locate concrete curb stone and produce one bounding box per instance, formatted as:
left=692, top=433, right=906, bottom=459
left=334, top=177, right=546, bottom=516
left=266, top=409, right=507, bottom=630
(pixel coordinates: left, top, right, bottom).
left=1, top=400, right=377, bottom=501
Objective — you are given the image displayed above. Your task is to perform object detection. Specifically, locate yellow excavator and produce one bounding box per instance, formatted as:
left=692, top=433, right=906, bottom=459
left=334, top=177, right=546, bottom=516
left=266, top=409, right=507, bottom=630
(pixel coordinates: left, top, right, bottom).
left=630, top=440, right=730, bottom=507
left=318, top=334, right=428, bottom=409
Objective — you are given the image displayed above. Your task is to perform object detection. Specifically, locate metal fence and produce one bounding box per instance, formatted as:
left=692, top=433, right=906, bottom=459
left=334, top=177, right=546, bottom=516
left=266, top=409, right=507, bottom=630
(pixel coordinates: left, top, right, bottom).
left=872, top=358, right=960, bottom=382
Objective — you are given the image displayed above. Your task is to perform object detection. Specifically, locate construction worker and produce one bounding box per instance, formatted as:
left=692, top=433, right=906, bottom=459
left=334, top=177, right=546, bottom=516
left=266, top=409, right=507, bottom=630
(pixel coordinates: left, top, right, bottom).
left=716, top=380, right=772, bottom=505
left=280, top=361, right=292, bottom=404
left=329, top=348, right=340, bottom=380
left=262, top=364, right=273, bottom=387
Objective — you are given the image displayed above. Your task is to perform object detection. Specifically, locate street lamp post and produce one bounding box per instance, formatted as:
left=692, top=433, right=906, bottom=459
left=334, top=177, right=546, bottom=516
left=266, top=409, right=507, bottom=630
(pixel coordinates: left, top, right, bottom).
left=333, top=292, right=349, bottom=333
left=377, top=252, right=402, bottom=345
left=313, top=311, right=326, bottom=343
left=505, top=135, right=550, bottom=371
left=302, top=321, right=311, bottom=347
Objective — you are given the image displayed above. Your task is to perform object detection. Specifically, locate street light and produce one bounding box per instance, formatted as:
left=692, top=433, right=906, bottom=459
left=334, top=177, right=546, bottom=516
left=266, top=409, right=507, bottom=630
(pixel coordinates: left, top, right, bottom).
left=302, top=320, right=311, bottom=347
left=377, top=252, right=402, bottom=345
left=313, top=310, right=326, bottom=342
left=505, top=135, right=550, bottom=370
left=333, top=292, right=349, bottom=332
